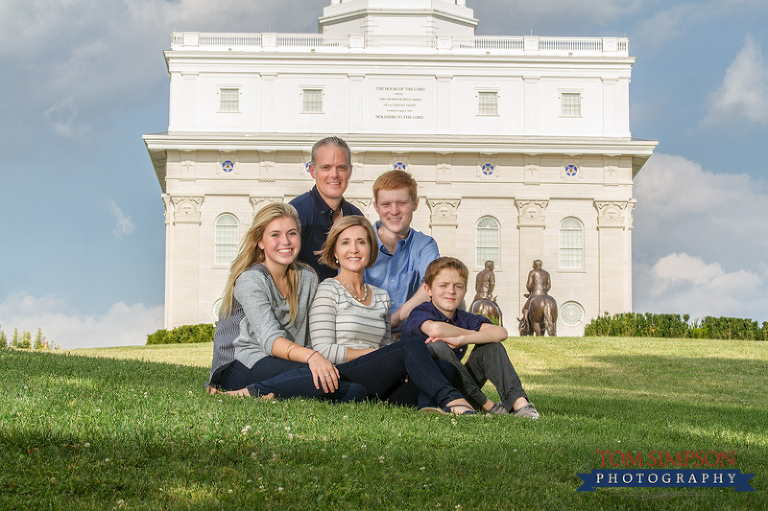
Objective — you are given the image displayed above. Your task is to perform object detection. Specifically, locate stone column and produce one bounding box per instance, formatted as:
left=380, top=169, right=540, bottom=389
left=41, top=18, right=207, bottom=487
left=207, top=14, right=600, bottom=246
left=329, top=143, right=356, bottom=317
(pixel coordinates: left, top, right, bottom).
left=167, top=195, right=204, bottom=328
left=516, top=199, right=548, bottom=309
left=594, top=200, right=634, bottom=314
left=261, top=73, right=277, bottom=132
left=349, top=74, right=364, bottom=132
left=437, top=75, right=452, bottom=134
left=427, top=199, right=461, bottom=256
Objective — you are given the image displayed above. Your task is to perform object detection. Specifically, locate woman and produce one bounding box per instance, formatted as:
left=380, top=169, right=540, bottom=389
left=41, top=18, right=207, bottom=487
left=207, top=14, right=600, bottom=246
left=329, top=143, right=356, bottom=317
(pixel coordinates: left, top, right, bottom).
left=220, top=215, right=475, bottom=414
left=309, top=215, right=390, bottom=363
left=208, top=202, right=363, bottom=399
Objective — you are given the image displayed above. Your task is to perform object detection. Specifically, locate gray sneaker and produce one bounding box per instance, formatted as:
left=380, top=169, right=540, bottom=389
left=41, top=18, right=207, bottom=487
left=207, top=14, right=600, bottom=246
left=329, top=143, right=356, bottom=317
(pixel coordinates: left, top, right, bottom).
left=513, top=403, right=540, bottom=419
left=487, top=401, right=509, bottom=415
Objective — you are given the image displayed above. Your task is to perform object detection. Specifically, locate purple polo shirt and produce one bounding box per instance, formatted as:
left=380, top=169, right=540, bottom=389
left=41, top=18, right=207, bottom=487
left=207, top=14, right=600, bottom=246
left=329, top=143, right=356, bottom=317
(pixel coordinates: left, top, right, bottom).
left=402, top=300, right=491, bottom=360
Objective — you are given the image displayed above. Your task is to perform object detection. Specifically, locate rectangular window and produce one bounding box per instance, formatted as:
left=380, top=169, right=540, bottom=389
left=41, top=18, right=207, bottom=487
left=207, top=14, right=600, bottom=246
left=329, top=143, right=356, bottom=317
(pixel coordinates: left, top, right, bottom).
left=561, top=92, right=581, bottom=117
left=220, top=88, right=239, bottom=112
left=478, top=91, right=498, bottom=115
left=303, top=89, right=323, bottom=113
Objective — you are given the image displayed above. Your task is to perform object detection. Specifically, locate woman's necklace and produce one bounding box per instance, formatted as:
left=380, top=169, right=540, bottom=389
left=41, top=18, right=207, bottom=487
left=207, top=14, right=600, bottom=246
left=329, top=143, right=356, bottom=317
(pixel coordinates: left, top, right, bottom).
left=338, top=278, right=368, bottom=303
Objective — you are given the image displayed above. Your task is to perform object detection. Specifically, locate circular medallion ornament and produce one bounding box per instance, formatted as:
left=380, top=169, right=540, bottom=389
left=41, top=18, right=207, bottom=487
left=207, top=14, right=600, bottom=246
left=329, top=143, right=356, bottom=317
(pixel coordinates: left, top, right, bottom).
left=481, top=163, right=495, bottom=176
left=565, top=164, right=579, bottom=177
left=560, top=301, right=584, bottom=326
left=222, top=160, right=235, bottom=173
left=393, top=162, right=407, bottom=171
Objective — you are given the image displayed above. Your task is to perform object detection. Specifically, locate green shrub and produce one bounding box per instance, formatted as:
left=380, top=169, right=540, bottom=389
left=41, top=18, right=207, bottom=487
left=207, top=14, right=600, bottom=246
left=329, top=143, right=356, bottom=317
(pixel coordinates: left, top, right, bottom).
left=146, top=323, right=215, bottom=345
left=583, top=313, right=767, bottom=340
left=701, top=316, right=761, bottom=340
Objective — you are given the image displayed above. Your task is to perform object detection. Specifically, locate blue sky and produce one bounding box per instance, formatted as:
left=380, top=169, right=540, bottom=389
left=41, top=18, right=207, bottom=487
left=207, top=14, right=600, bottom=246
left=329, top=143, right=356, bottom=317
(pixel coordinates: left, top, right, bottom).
left=1, top=0, right=767, bottom=348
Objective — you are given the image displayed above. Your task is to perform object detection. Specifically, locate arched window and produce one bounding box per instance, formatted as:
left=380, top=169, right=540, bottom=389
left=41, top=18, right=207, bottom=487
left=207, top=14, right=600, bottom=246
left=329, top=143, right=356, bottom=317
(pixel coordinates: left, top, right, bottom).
left=559, top=217, right=583, bottom=269
left=215, top=214, right=239, bottom=265
left=476, top=216, right=500, bottom=267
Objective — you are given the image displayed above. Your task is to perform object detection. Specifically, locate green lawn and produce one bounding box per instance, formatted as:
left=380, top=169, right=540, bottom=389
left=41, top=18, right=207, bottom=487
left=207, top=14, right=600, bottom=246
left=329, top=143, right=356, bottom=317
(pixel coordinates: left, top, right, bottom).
left=1, top=337, right=765, bottom=510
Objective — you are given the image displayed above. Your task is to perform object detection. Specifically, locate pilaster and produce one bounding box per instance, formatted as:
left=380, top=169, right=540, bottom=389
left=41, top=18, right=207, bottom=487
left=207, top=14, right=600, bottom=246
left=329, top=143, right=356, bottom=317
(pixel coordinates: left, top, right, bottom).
left=427, top=198, right=461, bottom=256
left=516, top=199, right=548, bottom=305
left=594, top=200, right=634, bottom=313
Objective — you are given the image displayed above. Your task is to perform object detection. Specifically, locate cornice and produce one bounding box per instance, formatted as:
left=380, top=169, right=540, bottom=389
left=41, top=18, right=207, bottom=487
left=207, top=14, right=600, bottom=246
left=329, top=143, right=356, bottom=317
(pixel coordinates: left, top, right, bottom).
left=143, top=132, right=657, bottom=156
left=164, top=51, right=636, bottom=69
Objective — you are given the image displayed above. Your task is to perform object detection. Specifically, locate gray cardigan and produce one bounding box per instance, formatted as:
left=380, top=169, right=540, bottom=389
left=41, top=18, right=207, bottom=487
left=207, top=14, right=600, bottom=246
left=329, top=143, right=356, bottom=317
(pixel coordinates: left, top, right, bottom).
left=208, top=263, right=318, bottom=386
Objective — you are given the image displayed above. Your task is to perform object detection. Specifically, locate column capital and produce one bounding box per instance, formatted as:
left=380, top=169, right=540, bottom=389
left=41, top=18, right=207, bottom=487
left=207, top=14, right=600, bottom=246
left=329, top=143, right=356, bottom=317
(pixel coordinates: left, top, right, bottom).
left=170, top=196, right=204, bottom=224
left=516, top=199, right=548, bottom=227
left=250, top=196, right=285, bottom=214
left=594, top=200, right=634, bottom=229
left=427, top=198, right=461, bottom=226
left=347, top=197, right=372, bottom=213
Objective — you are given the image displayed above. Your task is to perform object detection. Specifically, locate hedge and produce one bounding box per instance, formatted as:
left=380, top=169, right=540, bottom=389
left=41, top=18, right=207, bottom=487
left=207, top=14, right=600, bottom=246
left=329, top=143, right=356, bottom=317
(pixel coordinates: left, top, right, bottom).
left=146, top=323, right=215, bottom=345
left=584, top=312, right=768, bottom=341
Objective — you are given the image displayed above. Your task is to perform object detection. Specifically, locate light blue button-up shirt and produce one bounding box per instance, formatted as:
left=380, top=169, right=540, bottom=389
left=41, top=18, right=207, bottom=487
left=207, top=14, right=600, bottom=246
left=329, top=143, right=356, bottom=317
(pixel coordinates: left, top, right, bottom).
left=364, top=222, right=440, bottom=330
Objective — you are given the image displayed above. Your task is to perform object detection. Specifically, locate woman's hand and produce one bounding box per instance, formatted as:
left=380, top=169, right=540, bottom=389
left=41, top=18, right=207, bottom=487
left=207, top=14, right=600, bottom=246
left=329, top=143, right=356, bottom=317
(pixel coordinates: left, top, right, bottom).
left=307, top=351, right=340, bottom=394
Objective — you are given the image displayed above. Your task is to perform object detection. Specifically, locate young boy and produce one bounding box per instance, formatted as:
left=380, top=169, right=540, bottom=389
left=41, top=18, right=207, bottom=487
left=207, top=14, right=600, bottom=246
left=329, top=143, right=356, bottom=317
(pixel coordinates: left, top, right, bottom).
left=401, top=257, right=540, bottom=418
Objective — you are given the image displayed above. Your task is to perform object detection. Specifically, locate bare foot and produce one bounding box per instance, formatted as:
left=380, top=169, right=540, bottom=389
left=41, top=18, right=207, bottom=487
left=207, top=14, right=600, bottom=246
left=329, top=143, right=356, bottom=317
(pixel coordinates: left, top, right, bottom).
left=206, top=386, right=251, bottom=397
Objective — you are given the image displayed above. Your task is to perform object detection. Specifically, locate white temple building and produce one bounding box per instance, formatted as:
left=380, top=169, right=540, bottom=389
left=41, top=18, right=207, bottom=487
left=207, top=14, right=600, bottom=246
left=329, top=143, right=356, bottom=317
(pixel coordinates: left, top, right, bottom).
left=143, top=0, right=657, bottom=335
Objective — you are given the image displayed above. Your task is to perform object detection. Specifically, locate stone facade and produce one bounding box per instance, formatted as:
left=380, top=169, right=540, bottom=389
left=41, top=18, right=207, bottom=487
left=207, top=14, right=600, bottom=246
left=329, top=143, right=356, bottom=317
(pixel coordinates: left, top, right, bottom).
left=144, top=0, right=656, bottom=335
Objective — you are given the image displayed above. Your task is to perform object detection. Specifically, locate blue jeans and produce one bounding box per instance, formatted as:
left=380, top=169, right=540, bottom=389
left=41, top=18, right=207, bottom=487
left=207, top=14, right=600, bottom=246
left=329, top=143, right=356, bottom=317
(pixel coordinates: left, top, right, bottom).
left=246, top=337, right=464, bottom=408
left=219, top=357, right=369, bottom=402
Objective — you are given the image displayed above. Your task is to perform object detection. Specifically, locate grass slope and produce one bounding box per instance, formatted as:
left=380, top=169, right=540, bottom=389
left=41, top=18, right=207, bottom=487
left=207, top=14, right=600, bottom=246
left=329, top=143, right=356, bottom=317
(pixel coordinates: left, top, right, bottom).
left=1, top=337, right=766, bottom=510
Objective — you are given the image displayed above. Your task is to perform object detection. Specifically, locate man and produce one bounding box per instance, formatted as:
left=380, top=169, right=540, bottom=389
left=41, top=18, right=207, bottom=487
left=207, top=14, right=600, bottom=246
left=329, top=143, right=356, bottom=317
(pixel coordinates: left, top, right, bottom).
left=521, top=259, right=551, bottom=322
left=472, top=260, right=496, bottom=303
left=364, top=170, right=438, bottom=332
left=289, top=136, right=362, bottom=280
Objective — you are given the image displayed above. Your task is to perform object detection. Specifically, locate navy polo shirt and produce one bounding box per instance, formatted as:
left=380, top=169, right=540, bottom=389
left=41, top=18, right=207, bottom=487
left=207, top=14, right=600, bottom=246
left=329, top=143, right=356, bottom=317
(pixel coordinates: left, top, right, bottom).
left=402, top=301, right=491, bottom=360
left=289, top=186, right=363, bottom=281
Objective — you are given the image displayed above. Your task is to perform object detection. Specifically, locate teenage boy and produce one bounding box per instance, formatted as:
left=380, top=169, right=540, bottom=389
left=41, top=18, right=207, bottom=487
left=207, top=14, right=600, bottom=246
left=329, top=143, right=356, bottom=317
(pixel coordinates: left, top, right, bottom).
left=364, top=170, right=438, bottom=331
left=290, top=136, right=362, bottom=280
left=402, top=257, right=540, bottom=418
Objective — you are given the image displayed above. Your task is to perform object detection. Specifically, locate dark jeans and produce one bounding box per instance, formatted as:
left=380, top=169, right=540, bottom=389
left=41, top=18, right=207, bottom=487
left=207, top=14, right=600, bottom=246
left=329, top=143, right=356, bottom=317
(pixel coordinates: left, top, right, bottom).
left=384, top=358, right=457, bottom=409
left=219, top=357, right=369, bottom=402
left=426, top=340, right=528, bottom=412
left=246, top=338, right=464, bottom=408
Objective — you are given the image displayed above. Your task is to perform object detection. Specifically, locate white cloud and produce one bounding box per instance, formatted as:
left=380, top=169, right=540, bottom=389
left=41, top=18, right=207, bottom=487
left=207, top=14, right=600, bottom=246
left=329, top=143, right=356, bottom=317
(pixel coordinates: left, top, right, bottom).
left=634, top=253, right=767, bottom=322
left=632, top=4, right=698, bottom=49
left=0, top=0, right=325, bottom=140
left=633, top=153, right=768, bottom=322
left=0, top=294, right=163, bottom=349
left=474, top=0, right=651, bottom=35
left=706, top=35, right=768, bottom=127
left=109, top=201, right=135, bottom=239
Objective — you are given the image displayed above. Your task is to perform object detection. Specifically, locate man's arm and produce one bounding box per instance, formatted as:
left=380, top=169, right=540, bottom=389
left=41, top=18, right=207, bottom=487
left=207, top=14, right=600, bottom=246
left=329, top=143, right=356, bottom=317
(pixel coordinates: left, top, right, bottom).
left=421, top=321, right=508, bottom=349
left=391, top=236, right=440, bottom=327
left=390, top=286, right=430, bottom=329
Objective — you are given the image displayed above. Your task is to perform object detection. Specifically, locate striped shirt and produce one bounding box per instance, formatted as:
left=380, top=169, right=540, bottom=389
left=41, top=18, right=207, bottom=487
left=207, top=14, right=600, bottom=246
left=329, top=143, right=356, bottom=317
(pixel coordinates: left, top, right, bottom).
left=309, top=278, right=391, bottom=364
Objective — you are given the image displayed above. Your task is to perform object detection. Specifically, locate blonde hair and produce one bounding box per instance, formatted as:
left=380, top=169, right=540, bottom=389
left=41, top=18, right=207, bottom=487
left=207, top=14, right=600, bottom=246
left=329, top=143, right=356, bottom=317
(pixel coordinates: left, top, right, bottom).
left=219, top=203, right=302, bottom=322
left=316, top=215, right=378, bottom=270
